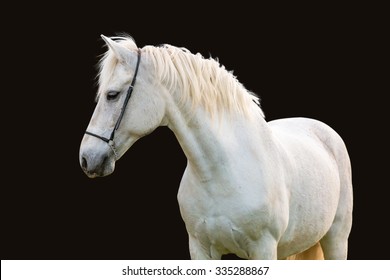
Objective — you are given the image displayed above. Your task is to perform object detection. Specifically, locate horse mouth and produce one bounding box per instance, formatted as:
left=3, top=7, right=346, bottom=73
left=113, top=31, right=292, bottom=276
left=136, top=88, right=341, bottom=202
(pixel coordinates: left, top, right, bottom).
left=82, top=166, right=114, bottom=178
left=84, top=171, right=103, bottom=178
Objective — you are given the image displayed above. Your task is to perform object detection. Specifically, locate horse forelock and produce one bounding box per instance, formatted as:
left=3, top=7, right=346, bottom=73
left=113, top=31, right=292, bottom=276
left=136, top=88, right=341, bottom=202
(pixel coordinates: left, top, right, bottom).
left=96, top=36, right=138, bottom=99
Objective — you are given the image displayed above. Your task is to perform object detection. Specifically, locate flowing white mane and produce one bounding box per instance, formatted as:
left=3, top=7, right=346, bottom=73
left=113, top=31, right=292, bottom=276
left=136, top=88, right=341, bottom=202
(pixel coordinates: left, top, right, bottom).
left=98, top=36, right=264, bottom=118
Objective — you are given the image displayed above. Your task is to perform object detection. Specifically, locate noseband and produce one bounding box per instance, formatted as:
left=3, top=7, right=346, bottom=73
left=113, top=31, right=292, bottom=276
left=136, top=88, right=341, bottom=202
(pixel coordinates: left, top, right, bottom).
left=85, top=49, right=141, bottom=158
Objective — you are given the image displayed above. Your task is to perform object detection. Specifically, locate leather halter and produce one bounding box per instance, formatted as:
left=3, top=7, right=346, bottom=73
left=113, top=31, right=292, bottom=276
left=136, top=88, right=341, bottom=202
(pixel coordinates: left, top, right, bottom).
left=85, top=49, right=141, bottom=158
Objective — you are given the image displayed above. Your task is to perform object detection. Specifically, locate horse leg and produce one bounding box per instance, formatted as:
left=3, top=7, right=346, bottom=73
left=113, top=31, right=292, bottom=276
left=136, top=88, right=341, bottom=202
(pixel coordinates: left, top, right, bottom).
left=319, top=183, right=352, bottom=259
left=286, top=242, right=324, bottom=260
left=320, top=174, right=352, bottom=259
left=188, top=235, right=221, bottom=260
left=319, top=229, right=349, bottom=259
left=319, top=219, right=350, bottom=259
left=248, top=232, right=278, bottom=260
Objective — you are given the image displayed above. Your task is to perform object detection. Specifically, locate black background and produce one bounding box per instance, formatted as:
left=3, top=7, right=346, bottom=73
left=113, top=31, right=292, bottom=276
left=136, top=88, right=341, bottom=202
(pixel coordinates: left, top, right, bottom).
left=2, top=3, right=388, bottom=260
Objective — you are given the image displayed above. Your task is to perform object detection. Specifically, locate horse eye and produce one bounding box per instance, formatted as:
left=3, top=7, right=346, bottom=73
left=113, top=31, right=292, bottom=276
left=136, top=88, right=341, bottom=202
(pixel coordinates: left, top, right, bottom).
left=107, top=91, right=120, bottom=101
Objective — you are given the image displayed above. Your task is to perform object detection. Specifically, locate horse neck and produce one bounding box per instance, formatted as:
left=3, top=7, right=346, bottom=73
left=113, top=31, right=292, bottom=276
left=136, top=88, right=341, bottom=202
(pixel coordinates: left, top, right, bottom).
left=165, top=98, right=272, bottom=182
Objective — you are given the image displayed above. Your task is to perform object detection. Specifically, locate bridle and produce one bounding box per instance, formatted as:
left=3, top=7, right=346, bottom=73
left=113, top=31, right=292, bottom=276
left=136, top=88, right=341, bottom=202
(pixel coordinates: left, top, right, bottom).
left=85, top=49, right=141, bottom=159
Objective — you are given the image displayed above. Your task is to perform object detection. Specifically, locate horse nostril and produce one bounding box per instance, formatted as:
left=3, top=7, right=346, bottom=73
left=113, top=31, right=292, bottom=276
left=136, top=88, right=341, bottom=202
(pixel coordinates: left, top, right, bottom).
left=81, top=156, right=88, bottom=170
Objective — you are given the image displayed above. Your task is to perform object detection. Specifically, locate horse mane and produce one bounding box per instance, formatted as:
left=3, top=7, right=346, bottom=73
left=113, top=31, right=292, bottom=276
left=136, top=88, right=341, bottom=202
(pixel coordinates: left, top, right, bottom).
left=98, top=36, right=264, bottom=119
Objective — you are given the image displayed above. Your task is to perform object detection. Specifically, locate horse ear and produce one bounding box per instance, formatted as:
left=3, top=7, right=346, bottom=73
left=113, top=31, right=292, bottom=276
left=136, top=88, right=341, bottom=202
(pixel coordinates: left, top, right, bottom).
left=101, top=35, right=131, bottom=62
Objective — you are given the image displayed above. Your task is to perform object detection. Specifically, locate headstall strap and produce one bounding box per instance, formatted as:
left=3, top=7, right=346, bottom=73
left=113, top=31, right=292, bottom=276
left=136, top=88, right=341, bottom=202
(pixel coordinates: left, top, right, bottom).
left=85, top=48, right=141, bottom=159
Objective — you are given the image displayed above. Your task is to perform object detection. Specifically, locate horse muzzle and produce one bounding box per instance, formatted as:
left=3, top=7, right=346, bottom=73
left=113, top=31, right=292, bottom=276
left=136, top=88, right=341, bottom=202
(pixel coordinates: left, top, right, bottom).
left=80, top=147, right=115, bottom=178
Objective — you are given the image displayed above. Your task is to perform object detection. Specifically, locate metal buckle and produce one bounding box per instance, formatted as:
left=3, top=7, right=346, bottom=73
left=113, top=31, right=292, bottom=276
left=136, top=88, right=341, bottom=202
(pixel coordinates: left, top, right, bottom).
left=108, top=140, right=118, bottom=159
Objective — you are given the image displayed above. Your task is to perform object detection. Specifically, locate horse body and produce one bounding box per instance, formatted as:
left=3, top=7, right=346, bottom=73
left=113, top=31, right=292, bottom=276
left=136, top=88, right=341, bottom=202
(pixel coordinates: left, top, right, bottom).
left=173, top=103, right=351, bottom=259
left=79, top=36, right=352, bottom=259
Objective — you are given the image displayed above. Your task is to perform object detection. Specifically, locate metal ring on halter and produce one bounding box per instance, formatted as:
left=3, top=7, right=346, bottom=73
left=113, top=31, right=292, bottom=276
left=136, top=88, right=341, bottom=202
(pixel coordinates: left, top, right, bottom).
left=85, top=48, right=141, bottom=159
left=108, top=140, right=118, bottom=158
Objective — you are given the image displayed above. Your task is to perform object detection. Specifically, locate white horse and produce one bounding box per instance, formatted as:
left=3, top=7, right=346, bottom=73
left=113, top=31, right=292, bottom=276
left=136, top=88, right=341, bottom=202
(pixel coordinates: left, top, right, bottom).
left=79, top=35, right=353, bottom=260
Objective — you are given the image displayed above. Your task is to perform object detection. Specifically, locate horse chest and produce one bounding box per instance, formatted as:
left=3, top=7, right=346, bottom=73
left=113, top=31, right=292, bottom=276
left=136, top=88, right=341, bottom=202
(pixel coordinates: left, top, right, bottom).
left=178, top=181, right=273, bottom=257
